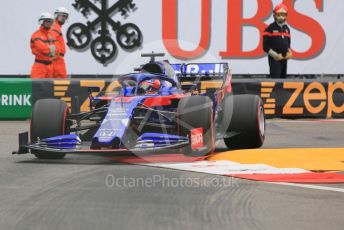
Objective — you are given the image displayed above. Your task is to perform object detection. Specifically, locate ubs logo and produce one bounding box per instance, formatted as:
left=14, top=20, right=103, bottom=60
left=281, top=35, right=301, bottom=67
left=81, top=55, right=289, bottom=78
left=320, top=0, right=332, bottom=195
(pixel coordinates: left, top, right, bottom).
left=67, top=0, right=143, bottom=64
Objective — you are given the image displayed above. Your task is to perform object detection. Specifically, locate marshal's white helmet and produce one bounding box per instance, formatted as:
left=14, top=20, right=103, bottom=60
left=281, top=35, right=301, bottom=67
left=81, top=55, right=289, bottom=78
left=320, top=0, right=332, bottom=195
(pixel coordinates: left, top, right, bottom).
left=54, top=7, right=69, bottom=19
left=38, top=12, right=54, bottom=25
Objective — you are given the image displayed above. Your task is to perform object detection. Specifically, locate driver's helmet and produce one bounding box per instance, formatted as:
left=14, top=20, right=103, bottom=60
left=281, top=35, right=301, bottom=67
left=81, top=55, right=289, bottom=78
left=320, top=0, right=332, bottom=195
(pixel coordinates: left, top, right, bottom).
left=139, top=79, right=161, bottom=94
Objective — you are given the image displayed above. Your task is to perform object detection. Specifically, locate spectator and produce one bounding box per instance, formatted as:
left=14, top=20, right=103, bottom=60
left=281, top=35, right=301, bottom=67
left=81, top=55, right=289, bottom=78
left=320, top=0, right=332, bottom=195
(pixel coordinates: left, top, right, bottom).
left=263, top=3, right=292, bottom=78
left=30, top=12, right=57, bottom=79
left=51, top=7, right=69, bottom=79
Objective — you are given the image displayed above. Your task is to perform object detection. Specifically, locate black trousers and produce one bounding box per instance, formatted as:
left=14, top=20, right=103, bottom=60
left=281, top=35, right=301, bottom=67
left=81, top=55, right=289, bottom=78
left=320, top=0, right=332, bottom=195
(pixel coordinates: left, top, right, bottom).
left=268, top=56, right=287, bottom=79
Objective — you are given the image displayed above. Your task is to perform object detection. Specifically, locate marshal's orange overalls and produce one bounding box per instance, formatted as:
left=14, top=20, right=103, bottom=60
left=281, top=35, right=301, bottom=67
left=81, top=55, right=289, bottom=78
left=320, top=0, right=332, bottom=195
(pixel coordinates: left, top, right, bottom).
left=51, top=20, right=67, bottom=78
left=30, top=26, right=57, bottom=78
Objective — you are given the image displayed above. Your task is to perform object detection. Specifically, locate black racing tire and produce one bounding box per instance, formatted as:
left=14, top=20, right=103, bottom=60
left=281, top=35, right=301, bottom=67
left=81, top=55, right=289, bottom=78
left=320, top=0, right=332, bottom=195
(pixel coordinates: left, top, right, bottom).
left=178, top=96, right=214, bottom=156
left=30, top=99, right=69, bottom=159
left=223, top=95, right=265, bottom=150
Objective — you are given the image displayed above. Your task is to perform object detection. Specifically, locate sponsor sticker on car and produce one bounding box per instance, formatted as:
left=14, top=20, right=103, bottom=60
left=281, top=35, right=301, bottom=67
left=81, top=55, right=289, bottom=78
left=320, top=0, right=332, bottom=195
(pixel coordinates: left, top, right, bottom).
left=190, top=128, right=203, bottom=150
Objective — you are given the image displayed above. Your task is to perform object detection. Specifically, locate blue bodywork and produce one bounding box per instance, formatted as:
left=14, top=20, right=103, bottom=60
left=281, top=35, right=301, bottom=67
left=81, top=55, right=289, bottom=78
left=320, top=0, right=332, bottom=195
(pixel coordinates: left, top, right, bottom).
left=22, top=62, right=230, bottom=153
left=40, top=134, right=81, bottom=149
left=135, top=133, right=188, bottom=148
left=91, top=73, right=182, bottom=148
left=93, top=97, right=142, bottom=147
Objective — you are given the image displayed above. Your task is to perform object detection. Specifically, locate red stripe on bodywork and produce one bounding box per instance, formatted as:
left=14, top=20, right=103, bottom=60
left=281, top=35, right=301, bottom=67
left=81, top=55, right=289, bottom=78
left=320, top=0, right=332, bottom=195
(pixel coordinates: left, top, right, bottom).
left=143, top=95, right=184, bottom=107
left=96, top=96, right=113, bottom=100
left=114, top=97, right=135, bottom=103
left=77, top=148, right=128, bottom=152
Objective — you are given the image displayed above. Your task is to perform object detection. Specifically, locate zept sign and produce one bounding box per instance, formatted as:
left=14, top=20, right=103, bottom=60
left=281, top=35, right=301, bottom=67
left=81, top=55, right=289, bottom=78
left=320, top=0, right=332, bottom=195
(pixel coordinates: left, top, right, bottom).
left=283, top=82, right=344, bottom=118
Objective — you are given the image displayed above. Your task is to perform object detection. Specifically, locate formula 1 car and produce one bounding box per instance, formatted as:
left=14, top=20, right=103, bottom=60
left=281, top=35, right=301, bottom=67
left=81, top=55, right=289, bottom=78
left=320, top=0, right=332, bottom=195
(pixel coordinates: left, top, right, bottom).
left=13, top=53, right=265, bottom=159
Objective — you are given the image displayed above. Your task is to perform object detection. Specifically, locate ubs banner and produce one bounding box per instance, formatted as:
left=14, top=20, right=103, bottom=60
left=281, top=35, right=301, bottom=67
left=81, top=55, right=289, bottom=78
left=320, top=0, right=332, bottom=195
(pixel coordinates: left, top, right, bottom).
left=1, top=0, right=344, bottom=75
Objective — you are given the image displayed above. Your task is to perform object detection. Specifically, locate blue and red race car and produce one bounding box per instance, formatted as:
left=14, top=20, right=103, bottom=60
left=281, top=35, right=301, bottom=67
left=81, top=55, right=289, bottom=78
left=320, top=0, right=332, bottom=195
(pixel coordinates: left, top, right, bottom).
left=13, top=53, right=265, bottom=159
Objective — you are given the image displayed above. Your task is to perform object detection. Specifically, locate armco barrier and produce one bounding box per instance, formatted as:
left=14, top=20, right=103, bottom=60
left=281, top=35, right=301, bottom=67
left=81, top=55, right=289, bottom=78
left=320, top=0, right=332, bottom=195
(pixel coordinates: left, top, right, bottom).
left=233, top=79, right=344, bottom=119
left=0, top=78, right=343, bottom=120
left=0, top=78, right=32, bottom=119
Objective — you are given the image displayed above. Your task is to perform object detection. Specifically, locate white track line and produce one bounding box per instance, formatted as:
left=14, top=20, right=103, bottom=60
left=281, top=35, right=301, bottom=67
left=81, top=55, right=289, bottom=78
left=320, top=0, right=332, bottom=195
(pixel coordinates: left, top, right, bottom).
left=267, top=182, right=344, bottom=193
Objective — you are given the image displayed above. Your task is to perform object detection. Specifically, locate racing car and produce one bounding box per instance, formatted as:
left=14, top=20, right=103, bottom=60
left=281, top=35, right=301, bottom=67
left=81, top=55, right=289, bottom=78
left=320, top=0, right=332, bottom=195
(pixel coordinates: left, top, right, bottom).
left=13, top=53, right=265, bottom=159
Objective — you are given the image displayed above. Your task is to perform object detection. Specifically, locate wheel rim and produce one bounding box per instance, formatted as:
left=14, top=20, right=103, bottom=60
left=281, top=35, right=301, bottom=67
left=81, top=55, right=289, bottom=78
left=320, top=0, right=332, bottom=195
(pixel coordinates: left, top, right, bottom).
left=259, top=106, right=265, bottom=137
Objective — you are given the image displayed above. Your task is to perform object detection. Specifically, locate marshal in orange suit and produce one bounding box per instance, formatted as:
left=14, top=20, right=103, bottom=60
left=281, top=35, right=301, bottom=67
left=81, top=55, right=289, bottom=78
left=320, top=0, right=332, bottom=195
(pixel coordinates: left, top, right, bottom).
left=51, top=7, right=69, bottom=79
left=30, top=12, right=57, bottom=79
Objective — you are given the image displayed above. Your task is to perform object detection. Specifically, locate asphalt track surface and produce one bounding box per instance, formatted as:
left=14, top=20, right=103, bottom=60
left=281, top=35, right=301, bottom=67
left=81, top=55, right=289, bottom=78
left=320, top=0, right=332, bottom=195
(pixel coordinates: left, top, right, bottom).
left=1, top=120, right=344, bottom=230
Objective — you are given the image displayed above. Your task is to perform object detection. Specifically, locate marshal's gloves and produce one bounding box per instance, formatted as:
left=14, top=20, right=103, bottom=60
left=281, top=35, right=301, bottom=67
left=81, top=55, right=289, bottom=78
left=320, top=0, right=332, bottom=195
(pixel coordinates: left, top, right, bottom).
left=285, top=49, right=293, bottom=60
left=48, top=45, right=56, bottom=57
left=268, top=49, right=284, bottom=61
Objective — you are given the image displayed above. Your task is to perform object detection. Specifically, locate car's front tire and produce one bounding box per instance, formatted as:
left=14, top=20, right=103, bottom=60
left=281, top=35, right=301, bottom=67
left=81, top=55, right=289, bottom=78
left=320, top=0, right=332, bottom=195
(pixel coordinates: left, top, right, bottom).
left=31, top=99, right=69, bottom=159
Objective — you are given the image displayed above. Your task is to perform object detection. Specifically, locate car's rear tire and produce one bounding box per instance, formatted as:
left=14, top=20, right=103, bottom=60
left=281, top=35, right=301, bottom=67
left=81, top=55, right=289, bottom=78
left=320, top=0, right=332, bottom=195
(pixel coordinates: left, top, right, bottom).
left=223, top=95, right=265, bottom=150
left=31, top=99, right=69, bottom=159
left=178, top=96, right=214, bottom=156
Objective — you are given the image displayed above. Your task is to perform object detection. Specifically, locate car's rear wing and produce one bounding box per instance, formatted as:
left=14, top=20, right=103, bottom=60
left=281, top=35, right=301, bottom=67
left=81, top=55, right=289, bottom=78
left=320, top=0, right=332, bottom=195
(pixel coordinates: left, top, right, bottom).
left=171, top=63, right=231, bottom=93
left=171, top=63, right=229, bottom=80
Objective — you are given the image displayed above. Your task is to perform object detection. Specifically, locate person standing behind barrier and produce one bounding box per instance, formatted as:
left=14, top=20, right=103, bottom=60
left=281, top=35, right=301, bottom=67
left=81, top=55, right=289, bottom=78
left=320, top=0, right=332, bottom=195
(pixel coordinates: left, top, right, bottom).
left=263, top=3, right=292, bottom=78
left=30, top=13, right=57, bottom=79
left=51, top=7, right=69, bottom=79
